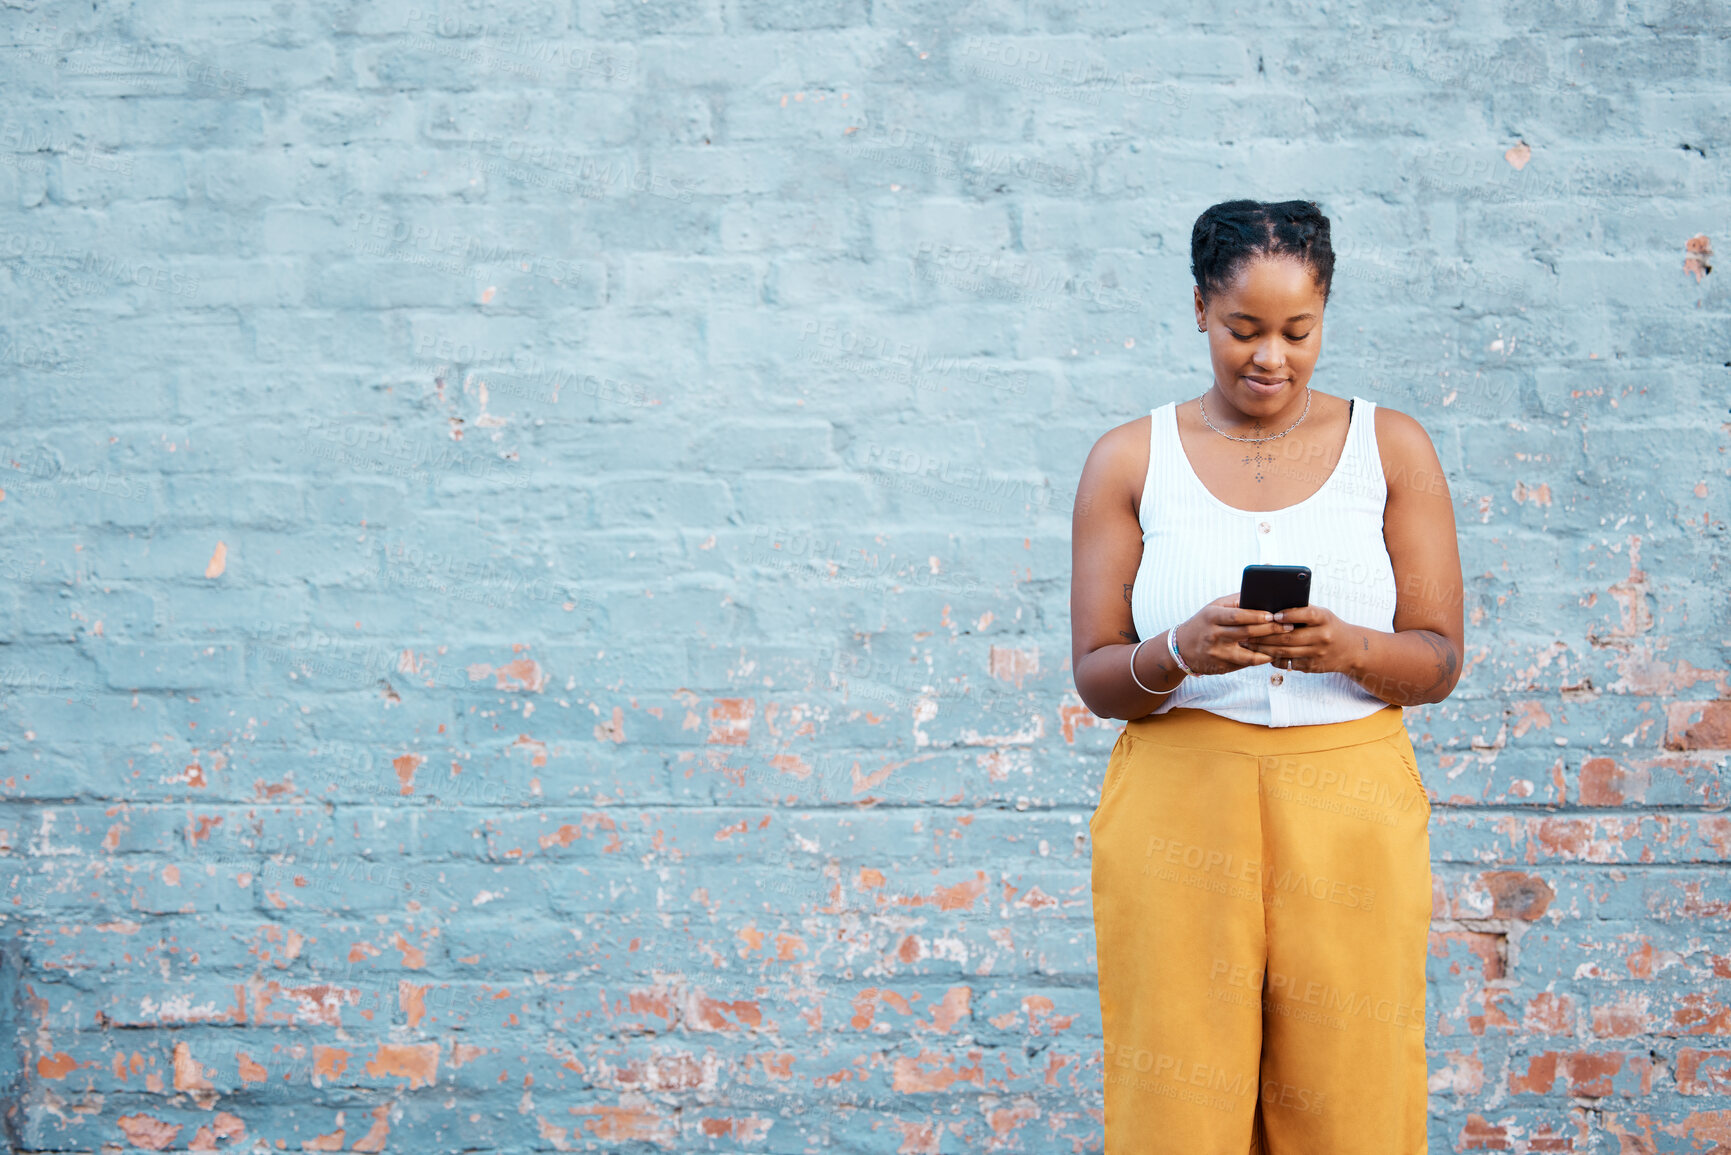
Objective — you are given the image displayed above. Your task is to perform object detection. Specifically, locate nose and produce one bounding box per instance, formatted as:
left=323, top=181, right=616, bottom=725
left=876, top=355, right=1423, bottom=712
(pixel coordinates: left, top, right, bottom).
left=1252, top=339, right=1286, bottom=371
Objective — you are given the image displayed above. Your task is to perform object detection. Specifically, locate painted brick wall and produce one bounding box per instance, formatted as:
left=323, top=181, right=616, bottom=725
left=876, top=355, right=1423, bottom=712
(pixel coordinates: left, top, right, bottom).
left=1, top=2, right=1728, bottom=1151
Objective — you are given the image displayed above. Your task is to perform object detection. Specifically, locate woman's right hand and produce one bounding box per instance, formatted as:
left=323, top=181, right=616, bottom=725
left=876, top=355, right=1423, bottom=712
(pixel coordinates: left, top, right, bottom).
left=1172, top=593, right=1295, bottom=676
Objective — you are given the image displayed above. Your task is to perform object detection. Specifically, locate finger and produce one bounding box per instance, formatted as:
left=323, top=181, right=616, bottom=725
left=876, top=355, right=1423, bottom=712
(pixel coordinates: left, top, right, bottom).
left=1244, top=622, right=1298, bottom=640
left=1262, top=642, right=1323, bottom=659
left=1229, top=628, right=1280, bottom=647
left=1240, top=624, right=1285, bottom=639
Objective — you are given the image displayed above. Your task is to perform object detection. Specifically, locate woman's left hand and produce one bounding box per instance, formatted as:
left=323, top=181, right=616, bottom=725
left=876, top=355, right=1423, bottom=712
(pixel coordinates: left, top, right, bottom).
left=1241, top=603, right=1363, bottom=675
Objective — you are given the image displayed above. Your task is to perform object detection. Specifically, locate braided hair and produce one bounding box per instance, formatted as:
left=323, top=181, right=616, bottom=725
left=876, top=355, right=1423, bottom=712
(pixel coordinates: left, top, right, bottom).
left=1190, top=199, right=1335, bottom=306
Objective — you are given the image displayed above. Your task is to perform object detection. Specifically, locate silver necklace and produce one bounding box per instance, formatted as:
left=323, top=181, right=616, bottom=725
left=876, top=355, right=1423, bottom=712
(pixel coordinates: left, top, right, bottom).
left=1199, top=385, right=1311, bottom=443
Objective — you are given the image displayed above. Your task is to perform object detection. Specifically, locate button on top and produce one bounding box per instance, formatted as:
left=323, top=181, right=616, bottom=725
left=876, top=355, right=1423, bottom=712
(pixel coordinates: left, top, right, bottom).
left=1258, top=521, right=1271, bottom=534
left=1270, top=673, right=1284, bottom=686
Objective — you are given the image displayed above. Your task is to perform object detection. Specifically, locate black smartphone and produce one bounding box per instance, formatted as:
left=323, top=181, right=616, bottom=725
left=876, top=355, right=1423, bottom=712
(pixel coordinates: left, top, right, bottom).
left=1240, top=565, right=1311, bottom=614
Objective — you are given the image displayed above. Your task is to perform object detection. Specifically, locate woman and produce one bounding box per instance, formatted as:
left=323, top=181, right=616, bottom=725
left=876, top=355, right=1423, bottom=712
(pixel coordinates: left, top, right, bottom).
left=1070, top=199, right=1463, bottom=1153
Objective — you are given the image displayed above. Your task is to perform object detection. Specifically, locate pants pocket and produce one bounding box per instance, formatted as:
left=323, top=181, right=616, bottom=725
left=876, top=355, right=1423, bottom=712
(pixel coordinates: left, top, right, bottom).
left=1383, top=732, right=1431, bottom=817
left=1091, top=731, right=1132, bottom=836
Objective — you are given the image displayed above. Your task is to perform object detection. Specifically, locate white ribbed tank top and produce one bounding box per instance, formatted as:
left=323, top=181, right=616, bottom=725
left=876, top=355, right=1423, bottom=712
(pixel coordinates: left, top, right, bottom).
left=1130, top=395, right=1398, bottom=728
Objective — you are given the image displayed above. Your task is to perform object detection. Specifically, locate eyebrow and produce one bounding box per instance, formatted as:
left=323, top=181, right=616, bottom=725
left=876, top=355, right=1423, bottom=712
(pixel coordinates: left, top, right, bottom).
left=1227, top=311, right=1318, bottom=322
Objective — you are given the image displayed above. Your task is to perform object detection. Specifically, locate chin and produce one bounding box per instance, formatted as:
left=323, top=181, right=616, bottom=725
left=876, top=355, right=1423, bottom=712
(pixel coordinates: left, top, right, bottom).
left=1236, top=375, right=1296, bottom=400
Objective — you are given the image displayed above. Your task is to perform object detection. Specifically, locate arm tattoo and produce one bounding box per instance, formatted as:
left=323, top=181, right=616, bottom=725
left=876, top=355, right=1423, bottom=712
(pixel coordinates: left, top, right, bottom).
left=1417, top=630, right=1458, bottom=696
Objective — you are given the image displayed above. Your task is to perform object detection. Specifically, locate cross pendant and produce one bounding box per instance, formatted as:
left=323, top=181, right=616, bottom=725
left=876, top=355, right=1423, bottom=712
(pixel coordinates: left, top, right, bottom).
left=1241, top=445, right=1274, bottom=482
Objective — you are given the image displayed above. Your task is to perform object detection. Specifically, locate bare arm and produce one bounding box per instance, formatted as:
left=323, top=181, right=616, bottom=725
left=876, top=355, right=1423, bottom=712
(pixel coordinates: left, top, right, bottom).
left=1070, top=421, right=1284, bottom=720
left=1352, top=407, right=1464, bottom=704
left=1249, top=406, right=1464, bottom=705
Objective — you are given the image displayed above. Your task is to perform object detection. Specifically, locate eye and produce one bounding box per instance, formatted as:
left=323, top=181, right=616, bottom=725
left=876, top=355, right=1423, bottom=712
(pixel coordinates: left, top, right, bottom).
left=1286, top=331, right=1312, bottom=342
left=1228, top=329, right=1254, bottom=340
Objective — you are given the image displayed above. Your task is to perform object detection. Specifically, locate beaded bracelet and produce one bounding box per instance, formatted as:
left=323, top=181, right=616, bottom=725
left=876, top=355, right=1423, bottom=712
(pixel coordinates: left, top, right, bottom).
left=1129, top=635, right=1181, bottom=695
left=1167, top=624, right=1198, bottom=676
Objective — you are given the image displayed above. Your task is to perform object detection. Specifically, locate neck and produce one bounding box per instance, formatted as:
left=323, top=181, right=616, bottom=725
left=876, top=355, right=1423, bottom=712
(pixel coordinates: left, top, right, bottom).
left=1204, top=384, right=1308, bottom=435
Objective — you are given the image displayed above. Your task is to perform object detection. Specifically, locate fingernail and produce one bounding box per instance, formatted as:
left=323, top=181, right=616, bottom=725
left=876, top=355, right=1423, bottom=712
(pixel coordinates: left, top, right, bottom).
left=1264, top=612, right=1274, bottom=621
left=1273, top=612, right=1283, bottom=621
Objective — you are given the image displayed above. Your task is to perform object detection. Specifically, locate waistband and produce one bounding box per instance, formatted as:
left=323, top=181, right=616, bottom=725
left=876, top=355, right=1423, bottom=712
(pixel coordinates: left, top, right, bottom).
left=1123, top=703, right=1409, bottom=755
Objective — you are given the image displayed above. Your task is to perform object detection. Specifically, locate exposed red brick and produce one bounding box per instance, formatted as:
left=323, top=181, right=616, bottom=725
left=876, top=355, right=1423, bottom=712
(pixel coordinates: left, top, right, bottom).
left=36, top=1052, right=78, bottom=1079
left=1673, top=993, right=1731, bottom=1035
left=572, top=1105, right=677, bottom=1144
left=1460, top=1114, right=1511, bottom=1150
left=1592, top=994, right=1651, bottom=1038
left=116, top=1114, right=182, bottom=1150
left=1433, top=930, right=1506, bottom=980
left=1509, top=1052, right=1559, bottom=1094
left=1676, top=1049, right=1731, bottom=1095
left=1665, top=700, right=1731, bottom=750
left=1563, top=1052, right=1622, bottom=1097
left=363, top=1042, right=439, bottom=1089
left=1527, top=1123, right=1574, bottom=1152
left=1480, top=871, right=1556, bottom=920
left=890, top=1048, right=984, bottom=1093
left=1579, top=757, right=1648, bottom=805
left=1524, top=992, right=1575, bottom=1036
left=933, top=872, right=987, bottom=910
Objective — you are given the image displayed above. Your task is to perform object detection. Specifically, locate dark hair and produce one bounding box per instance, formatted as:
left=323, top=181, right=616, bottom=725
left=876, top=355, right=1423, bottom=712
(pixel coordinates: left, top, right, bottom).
left=1190, top=199, right=1335, bottom=306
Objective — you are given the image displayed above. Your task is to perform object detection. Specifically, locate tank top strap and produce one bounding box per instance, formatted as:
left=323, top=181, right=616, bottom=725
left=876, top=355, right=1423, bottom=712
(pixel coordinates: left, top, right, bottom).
left=1138, top=404, right=1170, bottom=528
left=1345, top=395, right=1384, bottom=492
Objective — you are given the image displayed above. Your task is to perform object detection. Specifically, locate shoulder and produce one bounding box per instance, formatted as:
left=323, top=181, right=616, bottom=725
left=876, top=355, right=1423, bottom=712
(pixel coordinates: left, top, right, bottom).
left=1077, top=409, right=1157, bottom=517
left=1369, top=401, right=1448, bottom=499
left=1369, top=401, right=1437, bottom=456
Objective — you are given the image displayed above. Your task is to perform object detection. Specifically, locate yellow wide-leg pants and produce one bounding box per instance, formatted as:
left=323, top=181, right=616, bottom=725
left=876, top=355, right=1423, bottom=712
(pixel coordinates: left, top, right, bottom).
left=1090, top=704, right=1431, bottom=1154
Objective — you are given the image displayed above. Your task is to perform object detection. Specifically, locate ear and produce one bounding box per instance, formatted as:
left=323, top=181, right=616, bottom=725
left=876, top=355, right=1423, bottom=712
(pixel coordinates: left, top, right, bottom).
left=1193, top=285, right=1207, bottom=331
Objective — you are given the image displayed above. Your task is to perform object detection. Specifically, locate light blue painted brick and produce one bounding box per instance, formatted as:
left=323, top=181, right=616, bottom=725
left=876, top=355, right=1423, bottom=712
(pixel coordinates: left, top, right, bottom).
left=3, top=5, right=1729, bottom=1151
left=91, top=642, right=246, bottom=691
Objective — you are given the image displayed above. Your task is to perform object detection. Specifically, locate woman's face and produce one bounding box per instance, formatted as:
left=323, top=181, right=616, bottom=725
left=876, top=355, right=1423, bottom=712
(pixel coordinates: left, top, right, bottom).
left=1192, top=254, right=1327, bottom=416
